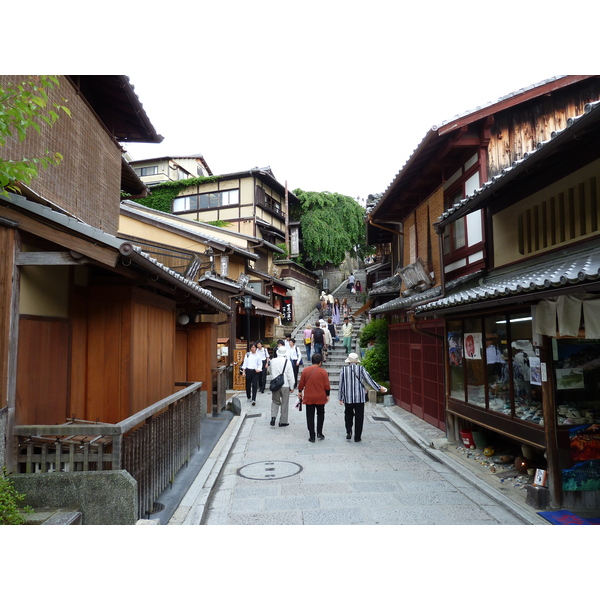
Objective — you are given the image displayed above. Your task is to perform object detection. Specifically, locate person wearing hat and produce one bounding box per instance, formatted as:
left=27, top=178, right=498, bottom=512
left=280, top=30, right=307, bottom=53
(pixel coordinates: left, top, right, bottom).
left=268, top=345, right=296, bottom=427
left=338, top=353, right=387, bottom=442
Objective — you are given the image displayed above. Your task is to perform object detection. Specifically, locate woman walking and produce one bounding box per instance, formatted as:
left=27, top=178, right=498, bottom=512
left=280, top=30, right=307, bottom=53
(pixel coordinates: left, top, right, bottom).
left=241, top=343, right=263, bottom=405
left=332, top=298, right=341, bottom=325
left=327, top=318, right=337, bottom=350
left=303, top=324, right=313, bottom=361
left=338, top=353, right=387, bottom=442
left=341, top=298, right=350, bottom=319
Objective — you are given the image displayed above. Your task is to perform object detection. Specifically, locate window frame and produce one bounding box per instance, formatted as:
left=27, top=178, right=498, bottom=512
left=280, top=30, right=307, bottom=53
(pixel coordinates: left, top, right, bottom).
left=443, top=157, right=484, bottom=263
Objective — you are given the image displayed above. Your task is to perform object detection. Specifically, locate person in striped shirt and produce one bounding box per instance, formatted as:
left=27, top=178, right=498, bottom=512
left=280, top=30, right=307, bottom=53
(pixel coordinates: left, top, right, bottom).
left=338, top=353, right=387, bottom=442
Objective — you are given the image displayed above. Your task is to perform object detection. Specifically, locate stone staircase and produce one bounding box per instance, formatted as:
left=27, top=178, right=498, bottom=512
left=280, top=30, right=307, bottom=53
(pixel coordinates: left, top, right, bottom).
left=291, top=269, right=369, bottom=390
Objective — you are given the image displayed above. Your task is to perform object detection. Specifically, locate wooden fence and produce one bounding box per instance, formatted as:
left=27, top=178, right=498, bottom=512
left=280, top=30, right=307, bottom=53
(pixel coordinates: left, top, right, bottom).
left=14, top=382, right=202, bottom=519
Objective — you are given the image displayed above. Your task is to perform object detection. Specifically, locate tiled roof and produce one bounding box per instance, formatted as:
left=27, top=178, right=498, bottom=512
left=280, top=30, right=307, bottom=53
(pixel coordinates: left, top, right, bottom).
left=436, top=99, right=600, bottom=226
left=370, top=285, right=442, bottom=314
left=369, top=273, right=402, bottom=296
left=130, top=247, right=231, bottom=313
left=416, top=245, right=600, bottom=315
left=369, top=271, right=483, bottom=315
left=372, top=76, right=585, bottom=216
left=3, top=192, right=230, bottom=314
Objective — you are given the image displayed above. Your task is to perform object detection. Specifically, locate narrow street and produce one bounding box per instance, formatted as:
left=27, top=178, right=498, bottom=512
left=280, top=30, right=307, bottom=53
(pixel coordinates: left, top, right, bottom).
left=199, top=390, right=533, bottom=525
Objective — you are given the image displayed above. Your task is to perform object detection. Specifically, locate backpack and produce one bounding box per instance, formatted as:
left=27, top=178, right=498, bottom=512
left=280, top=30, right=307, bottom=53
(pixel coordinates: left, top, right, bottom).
left=312, top=327, right=324, bottom=344
left=269, top=359, right=288, bottom=392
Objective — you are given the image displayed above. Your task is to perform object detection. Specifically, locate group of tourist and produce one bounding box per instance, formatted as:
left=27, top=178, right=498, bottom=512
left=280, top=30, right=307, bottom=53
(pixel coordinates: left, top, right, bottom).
left=239, top=272, right=386, bottom=443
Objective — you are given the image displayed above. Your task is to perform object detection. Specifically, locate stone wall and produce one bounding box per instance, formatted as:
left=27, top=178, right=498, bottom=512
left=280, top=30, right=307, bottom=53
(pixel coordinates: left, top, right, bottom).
left=11, top=470, right=138, bottom=525
left=285, top=276, right=319, bottom=326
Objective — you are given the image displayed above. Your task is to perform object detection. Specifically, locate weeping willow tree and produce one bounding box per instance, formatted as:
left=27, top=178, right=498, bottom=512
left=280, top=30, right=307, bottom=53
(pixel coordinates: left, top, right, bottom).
left=292, top=189, right=370, bottom=268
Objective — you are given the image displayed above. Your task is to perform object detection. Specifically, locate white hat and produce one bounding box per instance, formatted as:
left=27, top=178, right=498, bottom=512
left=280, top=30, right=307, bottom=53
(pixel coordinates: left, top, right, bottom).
left=277, top=346, right=288, bottom=357
left=345, top=353, right=361, bottom=364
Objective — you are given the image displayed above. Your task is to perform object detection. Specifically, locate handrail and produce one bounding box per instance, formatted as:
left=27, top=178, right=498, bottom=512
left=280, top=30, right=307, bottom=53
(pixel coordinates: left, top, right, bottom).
left=14, top=382, right=202, bottom=438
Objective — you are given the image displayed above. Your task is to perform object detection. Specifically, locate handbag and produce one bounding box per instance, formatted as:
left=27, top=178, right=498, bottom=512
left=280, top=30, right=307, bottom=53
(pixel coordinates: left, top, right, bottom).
left=269, top=359, right=287, bottom=392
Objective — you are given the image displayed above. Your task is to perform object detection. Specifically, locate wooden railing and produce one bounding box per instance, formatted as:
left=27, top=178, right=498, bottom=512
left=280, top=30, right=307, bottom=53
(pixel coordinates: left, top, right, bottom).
left=212, top=366, right=229, bottom=413
left=14, top=382, right=202, bottom=519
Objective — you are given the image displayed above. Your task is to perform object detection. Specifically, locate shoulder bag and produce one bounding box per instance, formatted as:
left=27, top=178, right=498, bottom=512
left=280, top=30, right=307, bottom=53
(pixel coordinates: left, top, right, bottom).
left=269, top=359, right=288, bottom=392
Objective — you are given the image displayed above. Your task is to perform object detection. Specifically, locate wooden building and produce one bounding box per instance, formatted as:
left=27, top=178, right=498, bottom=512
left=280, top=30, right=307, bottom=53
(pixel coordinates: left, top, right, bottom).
left=0, top=75, right=230, bottom=521
left=367, top=77, right=600, bottom=490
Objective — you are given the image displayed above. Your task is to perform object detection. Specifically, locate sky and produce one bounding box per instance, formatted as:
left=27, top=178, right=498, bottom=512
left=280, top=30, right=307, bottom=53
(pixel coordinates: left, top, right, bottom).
left=4, top=0, right=597, bottom=579
left=9, top=1, right=598, bottom=206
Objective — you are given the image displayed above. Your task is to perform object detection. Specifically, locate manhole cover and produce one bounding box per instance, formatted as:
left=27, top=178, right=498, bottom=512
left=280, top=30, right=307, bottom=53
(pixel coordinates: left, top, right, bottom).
left=237, top=460, right=303, bottom=480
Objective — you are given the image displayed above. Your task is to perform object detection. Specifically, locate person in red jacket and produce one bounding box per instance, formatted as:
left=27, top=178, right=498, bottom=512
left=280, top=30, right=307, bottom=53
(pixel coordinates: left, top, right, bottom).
left=297, top=353, right=330, bottom=443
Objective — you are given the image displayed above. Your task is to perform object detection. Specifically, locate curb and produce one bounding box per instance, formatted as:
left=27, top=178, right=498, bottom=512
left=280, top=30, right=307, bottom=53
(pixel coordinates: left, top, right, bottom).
left=167, top=411, right=247, bottom=525
left=381, top=406, right=548, bottom=525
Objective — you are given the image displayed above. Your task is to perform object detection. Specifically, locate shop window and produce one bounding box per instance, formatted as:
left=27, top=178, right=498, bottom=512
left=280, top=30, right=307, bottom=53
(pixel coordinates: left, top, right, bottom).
left=485, top=315, right=509, bottom=414
left=448, top=311, right=543, bottom=423
left=464, top=318, right=485, bottom=408
left=448, top=320, right=465, bottom=400
left=553, top=338, right=600, bottom=429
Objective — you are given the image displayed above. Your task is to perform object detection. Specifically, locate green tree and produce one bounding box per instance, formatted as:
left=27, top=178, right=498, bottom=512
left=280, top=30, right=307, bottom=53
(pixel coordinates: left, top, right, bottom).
left=293, top=189, right=369, bottom=267
left=359, top=317, right=389, bottom=382
left=0, top=75, right=71, bottom=192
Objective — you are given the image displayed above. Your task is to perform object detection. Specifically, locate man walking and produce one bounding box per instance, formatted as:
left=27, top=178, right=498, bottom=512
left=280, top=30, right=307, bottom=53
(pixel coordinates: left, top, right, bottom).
left=269, top=346, right=296, bottom=427
left=241, top=342, right=263, bottom=406
left=298, top=353, right=330, bottom=443
left=341, top=317, right=353, bottom=354
left=311, top=320, right=325, bottom=356
left=338, top=353, right=387, bottom=442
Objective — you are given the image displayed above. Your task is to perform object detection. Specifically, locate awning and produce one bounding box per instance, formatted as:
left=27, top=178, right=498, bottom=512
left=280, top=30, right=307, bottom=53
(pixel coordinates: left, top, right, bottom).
left=252, top=300, right=280, bottom=318
left=416, top=243, right=600, bottom=316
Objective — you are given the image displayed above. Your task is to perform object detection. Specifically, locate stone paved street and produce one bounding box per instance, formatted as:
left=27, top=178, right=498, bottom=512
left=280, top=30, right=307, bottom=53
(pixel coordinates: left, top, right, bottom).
left=199, top=389, right=536, bottom=525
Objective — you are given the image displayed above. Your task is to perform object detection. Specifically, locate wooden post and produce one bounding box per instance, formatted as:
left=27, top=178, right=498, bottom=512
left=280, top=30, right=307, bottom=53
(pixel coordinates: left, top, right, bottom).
left=541, top=337, right=561, bottom=507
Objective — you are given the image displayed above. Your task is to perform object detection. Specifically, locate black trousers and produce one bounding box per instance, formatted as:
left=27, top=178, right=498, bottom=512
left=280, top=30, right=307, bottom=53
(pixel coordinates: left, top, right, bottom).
left=291, top=359, right=299, bottom=387
left=259, top=360, right=268, bottom=392
left=305, top=404, right=325, bottom=437
left=344, top=402, right=365, bottom=440
left=245, top=369, right=259, bottom=401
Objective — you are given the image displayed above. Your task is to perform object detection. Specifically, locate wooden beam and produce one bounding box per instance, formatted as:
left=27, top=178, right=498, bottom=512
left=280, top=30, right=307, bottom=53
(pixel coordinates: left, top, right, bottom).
left=16, top=251, right=90, bottom=266
left=0, top=205, right=119, bottom=267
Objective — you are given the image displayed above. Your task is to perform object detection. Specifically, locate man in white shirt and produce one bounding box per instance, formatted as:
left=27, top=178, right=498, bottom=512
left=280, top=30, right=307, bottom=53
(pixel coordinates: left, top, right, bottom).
left=241, top=343, right=263, bottom=405
left=269, top=346, right=296, bottom=427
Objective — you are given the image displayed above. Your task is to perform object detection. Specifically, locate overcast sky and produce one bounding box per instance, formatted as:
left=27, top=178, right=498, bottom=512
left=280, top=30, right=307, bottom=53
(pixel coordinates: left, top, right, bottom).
left=114, top=2, right=596, bottom=203
left=9, top=1, right=599, bottom=205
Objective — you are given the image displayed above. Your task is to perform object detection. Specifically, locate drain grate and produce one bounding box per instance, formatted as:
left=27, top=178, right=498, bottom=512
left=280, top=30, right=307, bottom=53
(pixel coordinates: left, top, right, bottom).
left=237, top=460, right=303, bottom=480
left=246, top=413, right=262, bottom=418
left=372, top=416, right=390, bottom=421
